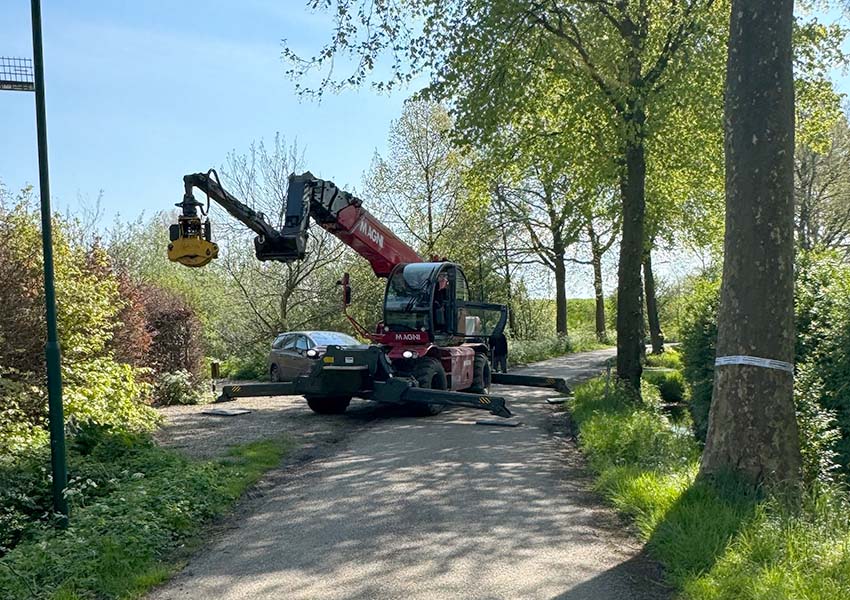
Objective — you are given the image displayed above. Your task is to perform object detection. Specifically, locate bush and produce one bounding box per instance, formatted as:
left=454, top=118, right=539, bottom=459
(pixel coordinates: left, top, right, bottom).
left=141, top=287, right=205, bottom=377
left=679, top=252, right=850, bottom=475
left=152, top=370, right=211, bottom=406
left=220, top=344, right=269, bottom=380
left=645, top=348, right=684, bottom=370
left=643, top=369, right=687, bottom=403
left=678, top=277, right=720, bottom=442
left=570, top=376, right=850, bottom=600
left=0, top=198, right=161, bottom=456
left=508, top=333, right=606, bottom=366
left=0, top=425, right=294, bottom=597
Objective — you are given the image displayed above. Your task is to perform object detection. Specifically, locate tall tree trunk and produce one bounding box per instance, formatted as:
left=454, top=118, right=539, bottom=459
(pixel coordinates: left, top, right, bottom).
left=644, top=251, right=664, bottom=354
left=700, top=0, right=801, bottom=485
left=499, top=205, right=517, bottom=333
left=616, top=108, right=647, bottom=390
left=589, top=226, right=608, bottom=342
left=554, top=250, right=568, bottom=336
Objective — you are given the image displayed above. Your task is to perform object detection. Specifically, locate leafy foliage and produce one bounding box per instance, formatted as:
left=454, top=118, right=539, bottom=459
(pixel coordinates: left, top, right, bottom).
left=571, top=376, right=850, bottom=600
left=644, top=369, right=687, bottom=403
left=140, top=287, right=205, bottom=377
left=0, top=425, right=294, bottom=598
left=152, top=370, right=211, bottom=406
left=679, top=275, right=721, bottom=442
left=0, top=197, right=158, bottom=457
left=680, top=252, right=850, bottom=478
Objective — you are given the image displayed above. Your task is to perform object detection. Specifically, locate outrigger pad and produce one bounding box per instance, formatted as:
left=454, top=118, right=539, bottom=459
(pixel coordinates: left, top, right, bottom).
left=491, top=373, right=571, bottom=395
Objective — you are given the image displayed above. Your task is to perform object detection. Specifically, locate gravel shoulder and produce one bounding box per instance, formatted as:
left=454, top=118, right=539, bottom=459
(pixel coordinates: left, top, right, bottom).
left=150, top=348, right=668, bottom=600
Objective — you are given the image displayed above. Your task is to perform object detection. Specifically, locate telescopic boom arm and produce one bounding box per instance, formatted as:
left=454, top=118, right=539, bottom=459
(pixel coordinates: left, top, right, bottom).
left=168, top=170, right=422, bottom=277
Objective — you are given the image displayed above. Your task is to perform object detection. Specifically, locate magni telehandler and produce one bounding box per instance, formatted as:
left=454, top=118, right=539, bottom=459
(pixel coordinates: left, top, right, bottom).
left=167, top=170, right=570, bottom=418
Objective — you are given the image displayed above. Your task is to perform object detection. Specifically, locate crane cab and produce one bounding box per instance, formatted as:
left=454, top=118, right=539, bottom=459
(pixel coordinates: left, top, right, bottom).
left=382, top=262, right=507, bottom=346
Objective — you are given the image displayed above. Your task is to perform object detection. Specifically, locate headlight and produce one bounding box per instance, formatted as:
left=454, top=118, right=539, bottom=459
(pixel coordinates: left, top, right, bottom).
left=306, top=349, right=319, bottom=358
left=402, top=350, right=417, bottom=359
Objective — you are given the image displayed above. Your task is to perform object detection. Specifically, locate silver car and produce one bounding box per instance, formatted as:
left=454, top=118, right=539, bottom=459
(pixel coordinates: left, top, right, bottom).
left=268, top=331, right=361, bottom=382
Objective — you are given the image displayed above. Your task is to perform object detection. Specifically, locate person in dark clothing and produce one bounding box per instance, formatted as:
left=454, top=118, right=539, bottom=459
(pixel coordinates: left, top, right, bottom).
left=490, top=332, right=508, bottom=373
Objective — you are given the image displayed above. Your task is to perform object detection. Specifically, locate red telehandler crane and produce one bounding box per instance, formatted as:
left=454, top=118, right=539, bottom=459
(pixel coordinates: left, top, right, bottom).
left=167, top=170, right=570, bottom=417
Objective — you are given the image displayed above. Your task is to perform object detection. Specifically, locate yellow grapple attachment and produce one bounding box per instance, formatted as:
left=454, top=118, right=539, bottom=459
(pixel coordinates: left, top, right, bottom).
left=168, top=215, right=219, bottom=268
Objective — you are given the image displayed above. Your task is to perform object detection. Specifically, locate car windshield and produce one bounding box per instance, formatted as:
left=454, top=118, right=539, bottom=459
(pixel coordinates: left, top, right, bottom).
left=310, top=332, right=360, bottom=346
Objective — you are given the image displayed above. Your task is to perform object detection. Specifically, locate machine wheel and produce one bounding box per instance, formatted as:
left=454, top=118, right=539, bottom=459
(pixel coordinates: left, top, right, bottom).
left=306, top=395, right=351, bottom=415
left=412, top=357, right=447, bottom=416
left=270, top=364, right=281, bottom=382
left=468, top=353, right=491, bottom=394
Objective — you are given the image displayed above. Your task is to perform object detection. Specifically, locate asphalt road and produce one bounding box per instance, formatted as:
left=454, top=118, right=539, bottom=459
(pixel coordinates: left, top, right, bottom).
left=149, top=348, right=668, bottom=600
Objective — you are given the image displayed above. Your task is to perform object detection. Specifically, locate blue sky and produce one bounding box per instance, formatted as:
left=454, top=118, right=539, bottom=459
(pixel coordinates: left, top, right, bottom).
left=0, top=1, right=414, bottom=221
left=1, top=2, right=849, bottom=298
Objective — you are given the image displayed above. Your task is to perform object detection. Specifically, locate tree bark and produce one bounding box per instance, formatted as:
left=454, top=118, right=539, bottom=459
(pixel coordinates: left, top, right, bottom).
left=589, top=226, right=608, bottom=343
left=616, top=108, right=647, bottom=391
left=643, top=251, right=664, bottom=354
left=554, top=249, right=568, bottom=336
left=700, top=0, right=801, bottom=485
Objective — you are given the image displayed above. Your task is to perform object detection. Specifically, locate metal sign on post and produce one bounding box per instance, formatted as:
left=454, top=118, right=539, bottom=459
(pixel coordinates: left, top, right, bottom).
left=1, top=2, right=69, bottom=524
left=0, top=56, right=35, bottom=91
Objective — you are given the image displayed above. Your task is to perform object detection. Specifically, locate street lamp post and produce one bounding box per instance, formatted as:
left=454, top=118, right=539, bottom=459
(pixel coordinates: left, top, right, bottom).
left=0, top=0, right=68, bottom=524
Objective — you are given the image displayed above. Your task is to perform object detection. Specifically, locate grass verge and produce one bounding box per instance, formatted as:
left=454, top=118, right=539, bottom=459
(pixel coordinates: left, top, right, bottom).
left=570, top=375, right=850, bottom=600
left=0, top=428, right=294, bottom=599
left=509, top=333, right=610, bottom=367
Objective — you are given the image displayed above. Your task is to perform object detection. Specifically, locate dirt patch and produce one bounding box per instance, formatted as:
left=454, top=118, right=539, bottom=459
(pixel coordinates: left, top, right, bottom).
left=154, top=390, right=379, bottom=461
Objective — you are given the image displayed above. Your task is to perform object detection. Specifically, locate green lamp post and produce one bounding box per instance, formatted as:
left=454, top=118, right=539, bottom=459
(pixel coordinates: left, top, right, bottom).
left=0, top=0, right=69, bottom=523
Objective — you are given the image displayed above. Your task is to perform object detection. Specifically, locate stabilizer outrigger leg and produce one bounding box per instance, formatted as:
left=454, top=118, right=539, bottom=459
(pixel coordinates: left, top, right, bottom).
left=371, top=378, right=511, bottom=418
left=491, top=373, right=571, bottom=395
left=217, top=382, right=297, bottom=402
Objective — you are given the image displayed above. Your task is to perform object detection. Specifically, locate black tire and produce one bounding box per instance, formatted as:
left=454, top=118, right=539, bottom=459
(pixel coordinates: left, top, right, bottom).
left=305, top=396, right=351, bottom=415
left=270, top=364, right=281, bottom=382
left=468, top=353, right=491, bottom=394
left=411, top=357, right=447, bottom=416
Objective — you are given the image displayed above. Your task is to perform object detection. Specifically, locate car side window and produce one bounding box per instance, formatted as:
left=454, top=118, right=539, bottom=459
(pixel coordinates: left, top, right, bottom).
left=295, top=336, right=310, bottom=351
left=272, top=334, right=288, bottom=350
left=282, top=335, right=298, bottom=350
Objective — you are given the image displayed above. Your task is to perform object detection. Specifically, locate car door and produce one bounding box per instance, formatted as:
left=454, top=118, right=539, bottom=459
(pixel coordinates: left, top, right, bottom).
left=277, top=334, right=302, bottom=381
left=292, top=334, right=315, bottom=376
left=269, top=334, right=291, bottom=381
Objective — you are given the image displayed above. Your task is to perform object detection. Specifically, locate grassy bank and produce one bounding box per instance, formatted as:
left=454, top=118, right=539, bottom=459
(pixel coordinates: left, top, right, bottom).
left=0, top=428, right=294, bottom=599
left=569, top=370, right=850, bottom=599
left=509, top=333, right=610, bottom=367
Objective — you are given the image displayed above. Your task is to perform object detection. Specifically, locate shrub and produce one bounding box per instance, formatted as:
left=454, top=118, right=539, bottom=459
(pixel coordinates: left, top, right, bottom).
left=0, top=198, right=160, bottom=456
left=220, top=344, right=269, bottom=380
left=152, top=370, right=211, bottom=406
left=679, top=251, right=850, bottom=473
left=795, top=363, right=842, bottom=483
left=0, top=427, right=294, bottom=597
left=141, top=287, right=205, bottom=377
left=109, top=274, right=153, bottom=368
left=508, top=333, right=605, bottom=366
left=645, top=348, right=684, bottom=370
left=678, top=277, right=720, bottom=442
left=643, top=369, right=687, bottom=403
